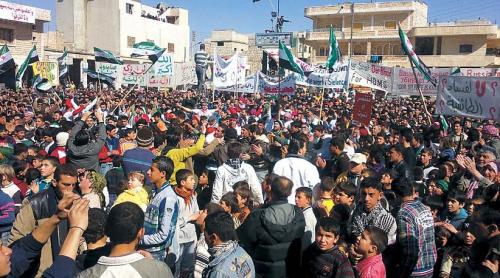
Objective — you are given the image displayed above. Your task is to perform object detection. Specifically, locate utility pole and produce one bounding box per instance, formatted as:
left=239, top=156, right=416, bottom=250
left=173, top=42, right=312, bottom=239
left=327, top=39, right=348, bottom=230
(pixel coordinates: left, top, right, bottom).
left=349, top=2, right=354, bottom=59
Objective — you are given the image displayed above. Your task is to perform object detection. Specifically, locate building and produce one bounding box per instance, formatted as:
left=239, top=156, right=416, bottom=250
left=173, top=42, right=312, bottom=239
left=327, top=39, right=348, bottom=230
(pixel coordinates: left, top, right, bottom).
left=303, top=1, right=500, bottom=68
left=56, top=0, right=190, bottom=63
left=204, top=29, right=249, bottom=57
left=0, top=1, right=51, bottom=63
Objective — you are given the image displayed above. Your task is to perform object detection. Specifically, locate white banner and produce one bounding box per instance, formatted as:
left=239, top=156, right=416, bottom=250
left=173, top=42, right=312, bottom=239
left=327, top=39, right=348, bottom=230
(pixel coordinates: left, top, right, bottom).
left=219, top=74, right=258, bottom=94
left=436, top=76, right=500, bottom=121
left=460, top=68, right=500, bottom=78
left=96, top=62, right=122, bottom=87
left=122, top=64, right=150, bottom=86
left=350, top=60, right=393, bottom=92
left=295, top=62, right=349, bottom=89
left=214, top=53, right=246, bottom=88
left=154, top=53, right=174, bottom=76
left=258, top=72, right=296, bottom=95
left=392, top=67, right=449, bottom=96
left=173, top=63, right=197, bottom=87
left=0, top=1, right=35, bottom=24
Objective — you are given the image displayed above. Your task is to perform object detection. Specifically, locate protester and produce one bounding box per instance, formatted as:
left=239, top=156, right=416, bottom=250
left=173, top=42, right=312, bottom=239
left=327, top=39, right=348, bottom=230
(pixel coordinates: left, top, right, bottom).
left=354, top=226, right=388, bottom=278
left=113, top=171, right=149, bottom=211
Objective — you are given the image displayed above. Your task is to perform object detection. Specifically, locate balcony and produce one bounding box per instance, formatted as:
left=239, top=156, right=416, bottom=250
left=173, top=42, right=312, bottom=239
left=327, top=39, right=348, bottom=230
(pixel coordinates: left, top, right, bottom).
left=305, top=28, right=399, bottom=41
left=305, top=1, right=424, bottom=18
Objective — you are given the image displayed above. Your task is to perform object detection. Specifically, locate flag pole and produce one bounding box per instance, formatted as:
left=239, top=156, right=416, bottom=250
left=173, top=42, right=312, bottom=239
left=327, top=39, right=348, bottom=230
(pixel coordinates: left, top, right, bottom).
left=319, top=87, right=325, bottom=122
left=409, top=58, right=432, bottom=126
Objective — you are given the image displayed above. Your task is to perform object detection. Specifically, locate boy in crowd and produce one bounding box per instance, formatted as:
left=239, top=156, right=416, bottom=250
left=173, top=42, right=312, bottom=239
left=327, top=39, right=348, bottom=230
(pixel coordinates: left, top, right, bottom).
left=354, top=226, right=388, bottom=278
left=303, top=217, right=355, bottom=278
left=334, top=181, right=356, bottom=212
left=173, top=169, right=200, bottom=277
left=295, top=187, right=317, bottom=252
left=314, top=177, right=335, bottom=218
left=443, top=190, right=468, bottom=230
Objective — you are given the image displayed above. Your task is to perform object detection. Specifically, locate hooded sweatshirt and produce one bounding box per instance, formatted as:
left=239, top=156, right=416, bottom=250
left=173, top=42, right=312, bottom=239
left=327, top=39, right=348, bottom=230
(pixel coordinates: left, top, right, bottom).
left=211, top=158, right=264, bottom=205
left=67, top=121, right=106, bottom=171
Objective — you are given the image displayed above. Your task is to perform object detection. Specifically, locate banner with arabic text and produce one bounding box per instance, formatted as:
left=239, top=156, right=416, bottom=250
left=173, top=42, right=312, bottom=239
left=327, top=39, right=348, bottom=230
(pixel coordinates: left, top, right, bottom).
left=32, top=62, right=58, bottom=87
left=122, top=64, right=150, bottom=86
left=258, top=72, right=296, bottom=95
left=392, top=67, right=449, bottom=96
left=96, top=62, right=122, bottom=87
left=153, top=53, right=173, bottom=76
left=436, top=76, right=500, bottom=121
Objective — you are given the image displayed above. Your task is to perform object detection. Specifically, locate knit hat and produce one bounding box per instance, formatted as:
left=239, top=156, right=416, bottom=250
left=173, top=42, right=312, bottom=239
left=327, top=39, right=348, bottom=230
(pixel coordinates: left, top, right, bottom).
left=136, top=127, right=154, bottom=147
left=56, top=132, right=69, bottom=147
left=436, top=179, right=449, bottom=193
left=224, top=128, right=238, bottom=141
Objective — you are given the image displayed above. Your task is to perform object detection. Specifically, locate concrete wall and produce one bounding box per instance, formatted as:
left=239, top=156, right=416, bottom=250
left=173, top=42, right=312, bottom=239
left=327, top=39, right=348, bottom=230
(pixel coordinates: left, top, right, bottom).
left=87, top=0, right=120, bottom=54
left=440, top=35, right=488, bottom=55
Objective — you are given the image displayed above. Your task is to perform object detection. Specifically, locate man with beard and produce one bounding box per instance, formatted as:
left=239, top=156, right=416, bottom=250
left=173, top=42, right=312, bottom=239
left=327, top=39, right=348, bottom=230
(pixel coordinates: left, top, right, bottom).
left=8, top=164, right=79, bottom=276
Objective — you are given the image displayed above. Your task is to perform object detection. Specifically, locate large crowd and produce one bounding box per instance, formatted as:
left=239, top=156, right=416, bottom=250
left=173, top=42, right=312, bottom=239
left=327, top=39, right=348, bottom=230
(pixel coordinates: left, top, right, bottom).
left=0, top=85, right=498, bottom=278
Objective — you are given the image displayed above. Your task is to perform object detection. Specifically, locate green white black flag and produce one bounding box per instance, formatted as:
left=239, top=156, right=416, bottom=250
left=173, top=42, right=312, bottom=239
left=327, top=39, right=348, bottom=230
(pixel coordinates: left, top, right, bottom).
left=0, top=45, right=15, bottom=75
left=16, top=45, right=39, bottom=80
left=278, top=41, right=304, bottom=76
left=33, top=75, right=52, bottom=92
left=325, top=26, right=341, bottom=70
left=58, top=48, right=68, bottom=78
left=398, top=24, right=436, bottom=86
left=131, top=42, right=166, bottom=63
left=94, top=47, right=123, bottom=65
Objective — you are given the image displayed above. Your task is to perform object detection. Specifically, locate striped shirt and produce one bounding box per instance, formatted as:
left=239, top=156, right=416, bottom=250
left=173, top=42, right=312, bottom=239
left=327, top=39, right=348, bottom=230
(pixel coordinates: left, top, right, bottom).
left=194, top=51, right=208, bottom=67
left=397, top=200, right=437, bottom=277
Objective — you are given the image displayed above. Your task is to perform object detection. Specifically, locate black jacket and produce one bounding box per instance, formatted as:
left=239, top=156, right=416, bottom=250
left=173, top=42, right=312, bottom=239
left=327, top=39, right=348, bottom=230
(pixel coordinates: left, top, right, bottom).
left=237, top=200, right=305, bottom=278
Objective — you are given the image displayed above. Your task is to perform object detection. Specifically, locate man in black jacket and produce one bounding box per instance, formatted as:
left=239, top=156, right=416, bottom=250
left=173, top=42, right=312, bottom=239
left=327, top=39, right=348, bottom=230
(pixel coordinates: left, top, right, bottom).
left=237, top=176, right=305, bottom=277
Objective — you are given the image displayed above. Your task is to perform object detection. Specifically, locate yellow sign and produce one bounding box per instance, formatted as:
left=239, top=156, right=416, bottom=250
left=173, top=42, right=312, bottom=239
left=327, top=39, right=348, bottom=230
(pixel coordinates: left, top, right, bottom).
left=32, top=62, right=59, bottom=87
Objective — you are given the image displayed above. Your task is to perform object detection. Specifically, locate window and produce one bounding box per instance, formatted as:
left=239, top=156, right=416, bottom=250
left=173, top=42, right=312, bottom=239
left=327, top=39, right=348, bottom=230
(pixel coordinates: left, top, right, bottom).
left=436, top=37, right=442, bottom=55
left=415, top=37, right=434, bottom=55
left=126, top=3, right=133, bottom=14
left=127, top=36, right=135, bottom=47
left=459, top=44, right=473, bottom=53
left=0, top=28, right=14, bottom=43
left=384, top=21, right=397, bottom=30
left=217, top=41, right=224, bottom=46
left=168, top=43, right=174, bottom=53
left=352, top=22, right=363, bottom=31
left=234, top=48, right=237, bottom=51
left=319, top=47, right=325, bottom=56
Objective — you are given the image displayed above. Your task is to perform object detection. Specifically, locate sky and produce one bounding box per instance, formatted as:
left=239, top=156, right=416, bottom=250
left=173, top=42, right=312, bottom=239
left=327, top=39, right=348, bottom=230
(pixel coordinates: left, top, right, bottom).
left=8, top=0, right=500, bottom=42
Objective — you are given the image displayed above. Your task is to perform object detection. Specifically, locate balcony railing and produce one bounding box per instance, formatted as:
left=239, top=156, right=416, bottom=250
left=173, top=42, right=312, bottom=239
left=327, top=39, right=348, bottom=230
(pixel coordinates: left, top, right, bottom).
left=305, top=28, right=399, bottom=40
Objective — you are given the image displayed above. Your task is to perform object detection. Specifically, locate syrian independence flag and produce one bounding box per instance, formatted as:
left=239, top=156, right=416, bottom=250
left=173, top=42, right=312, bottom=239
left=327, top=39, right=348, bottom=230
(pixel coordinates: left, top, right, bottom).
left=84, top=68, right=115, bottom=85
left=325, top=26, right=341, bottom=70
left=0, top=45, right=15, bottom=75
left=16, top=45, right=39, bottom=80
left=58, top=48, right=68, bottom=78
left=450, top=67, right=461, bottom=76
left=33, top=75, right=52, bottom=93
left=398, top=24, right=436, bottom=86
left=94, top=47, right=123, bottom=65
left=279, top=41, right=304, bottom=76
left=131, top=42, right=166, bottom=63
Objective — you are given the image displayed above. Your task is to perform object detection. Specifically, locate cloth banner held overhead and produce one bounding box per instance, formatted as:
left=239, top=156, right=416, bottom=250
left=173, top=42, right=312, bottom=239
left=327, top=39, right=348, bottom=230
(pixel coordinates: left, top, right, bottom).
left=436, top=76, right=500, bottom=121
left=213, top=52, right=246, bottom=88
left=392, top=67, right=449, bottom=96
left=154, top=53, right=174, bottom=76
left=350, top=60, right=393, bottom=92
left=460, top=68, right=500, bottom=78
left=294, top=62, right=349, bottom=89
left=172, top=63, right=197, bottom=87
left=258, top=72, right=296, bottom=95
left=32, top=62, right=59, bottom=87
left=0, top=1, right=35, bottom=24
left=352, top=92, right=374, bottom=126
left=219, top=74, right=258, bottom=94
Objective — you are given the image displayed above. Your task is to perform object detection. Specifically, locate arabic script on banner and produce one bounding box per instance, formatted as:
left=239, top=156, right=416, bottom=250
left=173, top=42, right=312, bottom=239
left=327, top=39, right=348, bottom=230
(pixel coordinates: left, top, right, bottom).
left=122, top=64, right=150, bottom=86
left=96, top=62, right=122, bottom=87
left=436, top=76, right=500, bottom=121
left=352, top=92, right=374, bottom=126
left=154, top=53, right=173, bottom=76
left=0, top=1, right=35, bottom=24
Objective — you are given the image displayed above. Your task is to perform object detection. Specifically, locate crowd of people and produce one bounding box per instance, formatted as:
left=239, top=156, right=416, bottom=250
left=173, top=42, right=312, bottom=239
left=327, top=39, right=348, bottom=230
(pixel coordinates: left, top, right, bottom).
left=0, top=85, right=498, bottom=278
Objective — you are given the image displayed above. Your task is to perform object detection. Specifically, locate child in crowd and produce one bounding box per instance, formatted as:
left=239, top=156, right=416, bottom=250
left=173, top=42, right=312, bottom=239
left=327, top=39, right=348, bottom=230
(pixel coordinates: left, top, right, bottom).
left=334, top=181, right=356, bottom=211
left=295, top=187, right=317, bottom=252
left=444, top=190, right=468, bottom=229
left=303, top=217, right=355, bottom=278
left=114, top=171, right=149, bottom=211
left=314, top=177, right=336, bottom=217
left=233, top=181, right=252, bottom=223
left=354, top=226, right=388, bottom=278
left=195, top=169, right=212, bottom=210
left=173, top=169, right=200, bottom=277
left=423, top=195, right=445, bottom=222
left=219, top=192, right=241, bottom=228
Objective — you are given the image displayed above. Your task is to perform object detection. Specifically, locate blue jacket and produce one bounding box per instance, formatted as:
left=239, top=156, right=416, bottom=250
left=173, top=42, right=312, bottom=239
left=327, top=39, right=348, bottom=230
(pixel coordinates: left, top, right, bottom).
left=202, top=242, right=255, bottom=278
left=447, top=208, right=468, bottom=230
left=0, top=190, right=15, bottom=233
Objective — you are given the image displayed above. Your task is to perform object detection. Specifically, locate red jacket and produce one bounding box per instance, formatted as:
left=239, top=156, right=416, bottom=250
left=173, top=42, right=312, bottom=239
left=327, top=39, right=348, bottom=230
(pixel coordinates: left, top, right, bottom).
left=98, top=143, right=122, bottom=164
left=356, top=254, right=386, bottom=278
left=50, top=146, right=67, bottom=165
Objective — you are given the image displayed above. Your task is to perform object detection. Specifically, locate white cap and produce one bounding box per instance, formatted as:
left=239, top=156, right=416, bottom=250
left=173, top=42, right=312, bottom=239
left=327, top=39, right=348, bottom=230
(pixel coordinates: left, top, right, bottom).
left=56, top=132, right=69, bottom=147
left=350, top=153, right=367, bottom=164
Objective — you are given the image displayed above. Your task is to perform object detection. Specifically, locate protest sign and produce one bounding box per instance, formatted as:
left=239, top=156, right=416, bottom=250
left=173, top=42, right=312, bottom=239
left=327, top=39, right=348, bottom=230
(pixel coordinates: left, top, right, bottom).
left=219, top=74, right=258, bottom=94
left=147, top=74, right=172, bottom=88
left=154, top=53, right=173, bottom=76
left=173, top=63, right=197, bottom=87
left=0, top=1, right=35, bottom=24
left=32, top=62, right=58, bottom=87
left=392, top=67, right=449, bottom=96
left=214, top=53, right=246, bottom=88
left=350, top=60, right=393, bottom=92
left=258, top=72, right=295, bottom=95
left=436, top=76, right=500, bottom=121
left=352, top=92, right=374, bottom=126
left=460, top=68, right=500, bottom=78
left=294, top=62, right=349, bottom=89
left=96, top=62, right=122, bottom=87
left=122, top=64, right=150, bottom=86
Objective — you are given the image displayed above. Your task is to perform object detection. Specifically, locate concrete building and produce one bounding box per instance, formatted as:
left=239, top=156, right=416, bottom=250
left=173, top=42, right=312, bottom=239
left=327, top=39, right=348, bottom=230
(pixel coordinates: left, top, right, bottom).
left=303, top=1, right=500, bottom=68
left=0, top=1, right=50, bottom=63
left=56, top=0, right=190, bottom=63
